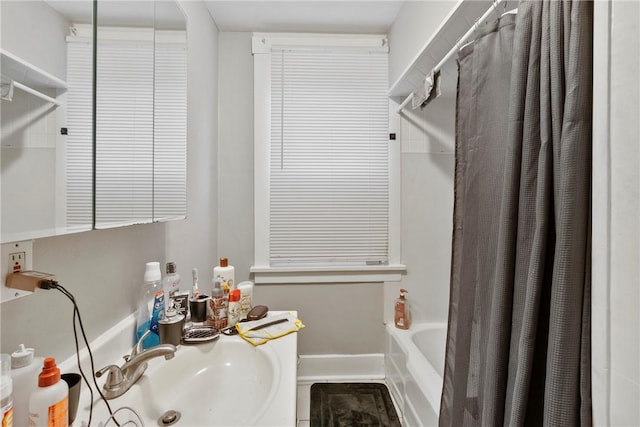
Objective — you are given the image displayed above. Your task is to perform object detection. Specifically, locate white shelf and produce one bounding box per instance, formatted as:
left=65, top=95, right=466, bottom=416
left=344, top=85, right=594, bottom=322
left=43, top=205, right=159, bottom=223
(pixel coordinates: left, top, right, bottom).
left=388, top=0, right=494, bottom=98
left=1, top=49, right=67, bottom=89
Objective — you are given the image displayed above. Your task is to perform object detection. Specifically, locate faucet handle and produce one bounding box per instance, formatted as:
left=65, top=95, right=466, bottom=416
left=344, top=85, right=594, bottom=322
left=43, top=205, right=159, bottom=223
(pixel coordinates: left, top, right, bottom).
left=96, top=364, right=124, bottom=389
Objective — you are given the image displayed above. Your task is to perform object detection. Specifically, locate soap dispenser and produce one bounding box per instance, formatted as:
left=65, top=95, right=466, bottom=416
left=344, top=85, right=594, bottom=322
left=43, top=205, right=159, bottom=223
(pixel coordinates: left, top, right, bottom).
left=394, top=289, right=410, bottom=330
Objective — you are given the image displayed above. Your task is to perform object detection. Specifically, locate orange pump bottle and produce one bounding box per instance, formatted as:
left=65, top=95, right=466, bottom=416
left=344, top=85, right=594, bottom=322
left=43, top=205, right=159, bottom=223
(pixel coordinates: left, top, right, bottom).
left=28, top=358, right=68, bottom=427
left=394, top=289, right=411, bottom=330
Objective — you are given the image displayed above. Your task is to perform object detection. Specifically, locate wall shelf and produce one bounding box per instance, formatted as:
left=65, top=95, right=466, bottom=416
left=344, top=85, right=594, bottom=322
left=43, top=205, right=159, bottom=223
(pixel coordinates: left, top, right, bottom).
left=1, top=49, right=67, bottom=89
left=388, top=0, right=495, bottom=99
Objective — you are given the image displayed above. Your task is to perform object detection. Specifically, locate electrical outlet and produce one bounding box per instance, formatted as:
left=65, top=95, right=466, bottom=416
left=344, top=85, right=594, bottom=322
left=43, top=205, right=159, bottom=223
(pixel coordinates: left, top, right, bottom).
left=1, top=240, right=34, bottom=303
left=9, top=251, right=26, bottom=272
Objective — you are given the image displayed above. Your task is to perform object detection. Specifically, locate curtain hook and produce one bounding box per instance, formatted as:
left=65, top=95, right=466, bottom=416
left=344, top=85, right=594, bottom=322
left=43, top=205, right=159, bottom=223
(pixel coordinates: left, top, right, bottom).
left=492, top=0, right=500, bottom=21
left=455, top=36, right=463, bottom=53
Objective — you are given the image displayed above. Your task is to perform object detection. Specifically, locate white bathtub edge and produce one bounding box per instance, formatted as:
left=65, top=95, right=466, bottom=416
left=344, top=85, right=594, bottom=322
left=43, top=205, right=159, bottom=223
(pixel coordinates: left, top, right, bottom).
left=385, top=322, right=447, bottom=425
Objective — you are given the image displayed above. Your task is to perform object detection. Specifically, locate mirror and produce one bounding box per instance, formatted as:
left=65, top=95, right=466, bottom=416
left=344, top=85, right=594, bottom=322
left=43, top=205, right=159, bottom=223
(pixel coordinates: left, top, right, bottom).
left=94, top=0, right=187, bottom=229
left=1, top=0, right=94, bottom=243
left=0, top=0, right=187, bottom=243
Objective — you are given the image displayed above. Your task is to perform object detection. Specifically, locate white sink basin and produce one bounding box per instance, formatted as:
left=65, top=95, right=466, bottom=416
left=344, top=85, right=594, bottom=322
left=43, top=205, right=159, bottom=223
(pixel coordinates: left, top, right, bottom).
left=117, top=339, right=280, bottom=426
left=63, top=312, right=297, bottom=427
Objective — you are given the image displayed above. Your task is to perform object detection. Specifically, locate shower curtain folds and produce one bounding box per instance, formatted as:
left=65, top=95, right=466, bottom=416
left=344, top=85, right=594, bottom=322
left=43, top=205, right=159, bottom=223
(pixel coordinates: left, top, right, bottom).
left=440, top=1, right=593, bottom=426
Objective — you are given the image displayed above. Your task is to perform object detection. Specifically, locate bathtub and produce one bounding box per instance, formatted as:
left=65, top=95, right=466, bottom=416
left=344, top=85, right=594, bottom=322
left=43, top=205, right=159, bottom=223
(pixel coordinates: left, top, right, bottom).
left=385, top=323, right=447, bottom=427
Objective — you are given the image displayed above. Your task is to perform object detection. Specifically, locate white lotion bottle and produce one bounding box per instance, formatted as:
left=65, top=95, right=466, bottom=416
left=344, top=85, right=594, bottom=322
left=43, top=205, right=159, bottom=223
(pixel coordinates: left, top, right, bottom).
left=28, top=358, right=68, bottom=427
left=237, top=281, right=254, bottom=319
left=213, top=258, right=234, bottom=296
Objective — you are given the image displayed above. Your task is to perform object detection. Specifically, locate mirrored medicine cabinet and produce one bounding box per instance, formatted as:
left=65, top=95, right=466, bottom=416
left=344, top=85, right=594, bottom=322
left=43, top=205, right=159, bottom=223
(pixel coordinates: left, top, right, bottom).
left=0, top=0, right=187, bottom=244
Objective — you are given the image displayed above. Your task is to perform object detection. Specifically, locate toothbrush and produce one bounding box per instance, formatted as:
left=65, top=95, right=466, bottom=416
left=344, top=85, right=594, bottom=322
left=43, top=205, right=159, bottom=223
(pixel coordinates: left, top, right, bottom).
left=192, top=268, right=200, bottom=299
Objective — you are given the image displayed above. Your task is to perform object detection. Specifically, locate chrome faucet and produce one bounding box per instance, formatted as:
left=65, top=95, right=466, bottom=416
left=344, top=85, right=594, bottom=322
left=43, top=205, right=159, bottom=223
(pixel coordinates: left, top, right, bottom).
left=96, top=330, right=176, bottom=399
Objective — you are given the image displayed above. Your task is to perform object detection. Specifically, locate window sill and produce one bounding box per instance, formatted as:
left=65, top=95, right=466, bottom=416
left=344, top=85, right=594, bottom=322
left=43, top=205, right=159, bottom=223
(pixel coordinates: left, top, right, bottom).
left=250, top=264, right=406, bottom=284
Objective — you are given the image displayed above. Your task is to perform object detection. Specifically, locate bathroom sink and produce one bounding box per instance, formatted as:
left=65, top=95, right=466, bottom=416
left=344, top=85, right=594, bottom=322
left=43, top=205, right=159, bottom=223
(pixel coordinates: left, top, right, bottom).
left=64, top=312, right=298, bottom=427
left=116, top=339, right=280, bottom=426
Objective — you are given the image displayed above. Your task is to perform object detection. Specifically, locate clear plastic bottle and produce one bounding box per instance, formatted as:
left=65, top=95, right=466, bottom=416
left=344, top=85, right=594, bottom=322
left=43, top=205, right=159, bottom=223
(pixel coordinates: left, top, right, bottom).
left=10, top=345, right=43, bottom=427
left=163, top=262, right=181, bottom=310
left=135, top=262, right=165, bottom=350
left=209, top=279, right=228, bottom=330
left=1, top=354, right=13, bottom=427
left=28, top=358, right=68, bottom=427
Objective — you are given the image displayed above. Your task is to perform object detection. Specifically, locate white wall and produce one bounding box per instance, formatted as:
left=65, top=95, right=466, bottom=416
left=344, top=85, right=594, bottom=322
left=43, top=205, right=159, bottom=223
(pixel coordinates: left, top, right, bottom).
left=592, top=0, right=640, bottom=424
left=387, top=1, right=457, bottom=87
left=165, top=0, right=219, bottom=285
left=0, top=1, right=219, bottom=362
left=384, top=1, right=456, bottom=326
left=0, top=1, right=69, bottom=81
left=217, top=32, right=384, bottom=355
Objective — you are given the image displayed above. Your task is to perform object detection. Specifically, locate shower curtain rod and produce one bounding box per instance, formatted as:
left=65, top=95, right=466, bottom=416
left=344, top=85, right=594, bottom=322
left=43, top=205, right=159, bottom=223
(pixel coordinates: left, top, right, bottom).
left=397, top=0, right=510, bottom=114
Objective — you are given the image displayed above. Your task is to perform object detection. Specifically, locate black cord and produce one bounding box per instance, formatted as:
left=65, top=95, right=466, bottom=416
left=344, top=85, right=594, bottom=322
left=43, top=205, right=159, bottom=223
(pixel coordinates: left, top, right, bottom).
left=53, top=283, right=120, bottom=426
left=41, top=280, right=120, bottom=426
left=55, top=285, right=94, bottom=426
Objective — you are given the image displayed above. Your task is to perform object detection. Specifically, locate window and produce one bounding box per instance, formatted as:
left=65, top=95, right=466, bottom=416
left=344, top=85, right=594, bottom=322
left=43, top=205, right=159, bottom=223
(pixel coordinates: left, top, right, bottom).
left=251, top=34, right=404, bottom=283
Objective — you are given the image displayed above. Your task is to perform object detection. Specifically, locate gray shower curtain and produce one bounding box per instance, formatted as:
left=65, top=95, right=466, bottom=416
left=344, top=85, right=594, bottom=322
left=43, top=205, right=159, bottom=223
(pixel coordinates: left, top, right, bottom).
left=440, top=1, right=592, bottom=426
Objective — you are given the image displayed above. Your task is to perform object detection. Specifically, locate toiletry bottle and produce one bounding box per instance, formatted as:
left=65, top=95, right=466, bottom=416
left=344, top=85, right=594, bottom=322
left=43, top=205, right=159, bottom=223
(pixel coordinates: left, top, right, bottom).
left=10, top=345, right=43, bottom=427
left=227, top=289, right=241, bottom=327
left=1, top=354, right=13, bottom=427
left=394, top=289, right=410, bottom=330
left=28, top=358, right=68, bottom=427
left=209, top=279, right=228, bottom=329
left=191, top=268, right=200, bottom=299
left=237, top=281, right=254, bottom=319
left=163, top=262, right=181, bottom=306
left=135, top=262, right=165, bottom=350
left=213, top=258, right=234, bottom=296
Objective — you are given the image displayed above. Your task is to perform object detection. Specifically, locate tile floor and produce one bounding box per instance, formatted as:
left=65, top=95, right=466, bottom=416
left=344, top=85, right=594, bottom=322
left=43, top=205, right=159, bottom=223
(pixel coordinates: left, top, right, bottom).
left=296, top=380, right=403, bottom=427
left=297, top=382, right=313, bottom=427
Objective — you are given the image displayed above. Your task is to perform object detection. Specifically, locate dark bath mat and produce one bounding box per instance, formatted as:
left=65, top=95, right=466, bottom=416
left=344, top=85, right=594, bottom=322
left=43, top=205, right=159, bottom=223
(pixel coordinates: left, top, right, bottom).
left=310, top=382, right=401, bottom=427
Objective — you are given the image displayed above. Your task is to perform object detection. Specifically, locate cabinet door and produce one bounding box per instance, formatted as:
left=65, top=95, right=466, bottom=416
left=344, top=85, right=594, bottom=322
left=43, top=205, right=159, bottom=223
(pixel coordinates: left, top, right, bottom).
left=94, top=0, right=187, bottom=229
left=1, top=0, right=93, bottom=243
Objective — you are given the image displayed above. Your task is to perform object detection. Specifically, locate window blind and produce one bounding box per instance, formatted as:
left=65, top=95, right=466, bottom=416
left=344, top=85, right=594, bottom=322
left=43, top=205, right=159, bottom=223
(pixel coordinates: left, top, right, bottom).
left=269, top=49, right=389, bottom=265
left=153, top=40, right=187, bottom=221
left=89, top=31, right=186, bottom=227
left=95, top=38, right=154, bottom=227
left=65, top=40, right=93, bottom=227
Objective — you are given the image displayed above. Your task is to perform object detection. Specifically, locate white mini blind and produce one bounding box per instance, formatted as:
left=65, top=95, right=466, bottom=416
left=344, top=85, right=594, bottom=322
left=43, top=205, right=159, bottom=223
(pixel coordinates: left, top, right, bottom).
left=153, top=39, right=187, bottom=220
left=91, top=31, right=186, bottom=227
left=66, top=40, right=93, bottom=227
left=269, top=49, right=389, bottom=265
left=95, top=38, right=154, bottom=227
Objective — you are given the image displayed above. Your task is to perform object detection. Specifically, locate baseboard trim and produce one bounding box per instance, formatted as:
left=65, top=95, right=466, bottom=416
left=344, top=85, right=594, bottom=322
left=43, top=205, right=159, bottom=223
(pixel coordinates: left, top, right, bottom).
left=297, top=353, right=385, bottom=382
